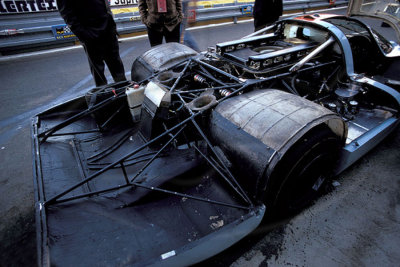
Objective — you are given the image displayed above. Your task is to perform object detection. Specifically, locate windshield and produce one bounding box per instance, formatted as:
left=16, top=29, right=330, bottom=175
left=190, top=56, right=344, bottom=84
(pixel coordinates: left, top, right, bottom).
left=326, top=17, right=393, bottom=53
left=282, top=22, right=329, bottom=43
left=347, top=0, right=400, bottom=40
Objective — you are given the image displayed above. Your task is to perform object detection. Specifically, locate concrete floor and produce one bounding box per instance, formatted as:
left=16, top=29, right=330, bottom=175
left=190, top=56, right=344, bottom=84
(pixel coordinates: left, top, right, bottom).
left=1, top=8, right=399, bottom=266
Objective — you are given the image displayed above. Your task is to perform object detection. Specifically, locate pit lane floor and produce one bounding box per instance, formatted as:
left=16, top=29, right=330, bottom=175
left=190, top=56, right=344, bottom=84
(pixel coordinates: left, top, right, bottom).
left=1, top=8, right=399, bottom=266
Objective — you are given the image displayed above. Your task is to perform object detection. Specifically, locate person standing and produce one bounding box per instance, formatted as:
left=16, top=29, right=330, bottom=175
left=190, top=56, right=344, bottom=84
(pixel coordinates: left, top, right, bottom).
left=56, top=0, right=126, bottom=87
left=253, top=0, right=283, bottom=32
left=138, top=0, right=183, bottom=47
left=180, top=0, right=200, bottom=51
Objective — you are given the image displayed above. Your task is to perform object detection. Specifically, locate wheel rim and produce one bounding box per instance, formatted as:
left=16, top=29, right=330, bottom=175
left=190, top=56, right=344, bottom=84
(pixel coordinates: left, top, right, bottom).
left=285, top=151, right=332, bottom=211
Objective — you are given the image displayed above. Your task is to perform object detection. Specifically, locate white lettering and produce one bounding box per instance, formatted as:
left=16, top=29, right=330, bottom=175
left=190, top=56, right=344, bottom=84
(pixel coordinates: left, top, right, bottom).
left=0, top=0, right=136, bottom=13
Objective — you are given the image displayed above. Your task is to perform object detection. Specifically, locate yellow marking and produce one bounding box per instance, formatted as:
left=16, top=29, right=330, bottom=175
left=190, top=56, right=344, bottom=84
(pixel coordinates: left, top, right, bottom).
left=197, top=0, right=254, bottom=5
left=111, top=7, right=139, bottom=14
left=129, top=16, right=141, bottom=21
left=200, top=1, right=213, bottom=8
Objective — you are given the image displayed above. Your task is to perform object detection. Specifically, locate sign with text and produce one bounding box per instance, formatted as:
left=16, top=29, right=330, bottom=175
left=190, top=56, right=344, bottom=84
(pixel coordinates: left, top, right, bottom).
left=0, top=0, right=138, bottom=14
left=0, top=0, right=57, bottom=14
left=187, top=9, right=196, bottom=23
left=51, top=24, right=76, bottom=40
left=109, top=0, right=138, bottom=5
left=240, top=5, right=252, bottom=15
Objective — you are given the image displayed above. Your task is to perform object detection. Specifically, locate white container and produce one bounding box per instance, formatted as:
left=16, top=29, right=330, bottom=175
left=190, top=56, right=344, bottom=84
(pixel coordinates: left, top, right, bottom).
left=126, top=84, right=145, bottom=122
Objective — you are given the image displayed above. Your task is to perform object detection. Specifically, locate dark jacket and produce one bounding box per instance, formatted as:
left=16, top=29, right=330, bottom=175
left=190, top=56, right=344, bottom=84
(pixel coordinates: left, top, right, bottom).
left=138, top=0, right=183, bottom=32
left=253, top=0, right=283, bottom=25
left=56, top=0, right=116, bottom=43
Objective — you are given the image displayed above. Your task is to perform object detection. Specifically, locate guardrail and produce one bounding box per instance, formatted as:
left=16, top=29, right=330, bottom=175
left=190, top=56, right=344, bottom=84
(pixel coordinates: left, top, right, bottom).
left=0, top=0, right=348, bottom=55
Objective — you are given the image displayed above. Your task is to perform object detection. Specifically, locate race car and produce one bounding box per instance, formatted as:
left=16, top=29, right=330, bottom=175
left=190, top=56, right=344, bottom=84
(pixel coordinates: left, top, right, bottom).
left=32, top=0, right=400, bottom=266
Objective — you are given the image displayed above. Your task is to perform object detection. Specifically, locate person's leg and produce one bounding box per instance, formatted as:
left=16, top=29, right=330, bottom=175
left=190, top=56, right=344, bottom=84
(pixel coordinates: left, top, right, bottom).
left=254, top=10, right=273, bottom=32
left=254, top=16, right=267, bottom=32
left=147, top=27, right=164, bottom=46
left=183, top=31, right=200, bottom=51
left=83, top=42, right=107, bottom=86
left=165, top=23, right=180, bottom=43
left=103, top=33, right=127, bottom=83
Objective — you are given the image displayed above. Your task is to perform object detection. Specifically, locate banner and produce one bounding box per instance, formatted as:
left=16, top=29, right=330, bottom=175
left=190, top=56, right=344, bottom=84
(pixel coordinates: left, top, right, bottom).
left=109, top=0, right=138, bottom=5
left=0, top=0, right=57, bottom=14
left=0, top=0, right=138, bottom=14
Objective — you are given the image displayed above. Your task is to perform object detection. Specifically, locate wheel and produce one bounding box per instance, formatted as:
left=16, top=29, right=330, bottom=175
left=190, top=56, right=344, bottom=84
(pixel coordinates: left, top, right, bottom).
left=131, top=43, right=198, bottom=82
left=265, top=125, right=341, bottom=218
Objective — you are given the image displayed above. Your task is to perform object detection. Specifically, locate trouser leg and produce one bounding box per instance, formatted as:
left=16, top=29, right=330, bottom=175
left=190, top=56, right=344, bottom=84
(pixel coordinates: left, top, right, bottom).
left=83, top=42, right=107, bottom=86
left=103, top=33, right=126, bottom=83
left=183, top=31, right=200, bottom=51
left=165, top=23, right=180, bottom=43
left=254, top=16, right=266, bottom=32
left=147, top=27, right=163, bottom=46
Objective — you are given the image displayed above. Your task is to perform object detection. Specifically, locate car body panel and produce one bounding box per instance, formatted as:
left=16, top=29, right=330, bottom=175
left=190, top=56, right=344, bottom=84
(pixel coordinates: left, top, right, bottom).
left=347, top=0, right=400, bottom=40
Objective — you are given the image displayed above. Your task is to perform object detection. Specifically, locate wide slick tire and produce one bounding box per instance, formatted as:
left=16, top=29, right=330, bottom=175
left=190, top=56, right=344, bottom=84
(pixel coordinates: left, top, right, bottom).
left=131, top=42, right=198, bottom=82
left=265, top=125, right=341, bottom=218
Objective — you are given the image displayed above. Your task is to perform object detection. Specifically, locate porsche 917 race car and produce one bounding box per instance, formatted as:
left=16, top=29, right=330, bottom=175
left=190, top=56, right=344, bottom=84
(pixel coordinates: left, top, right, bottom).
left=32, top=0, right=400, bottom=265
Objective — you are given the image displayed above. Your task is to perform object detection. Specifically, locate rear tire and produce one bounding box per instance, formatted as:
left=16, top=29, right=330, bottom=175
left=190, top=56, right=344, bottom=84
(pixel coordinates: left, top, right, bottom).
left=131, top=43, right=198, bottom=82
left=265, top=125, right=341, bottom=218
